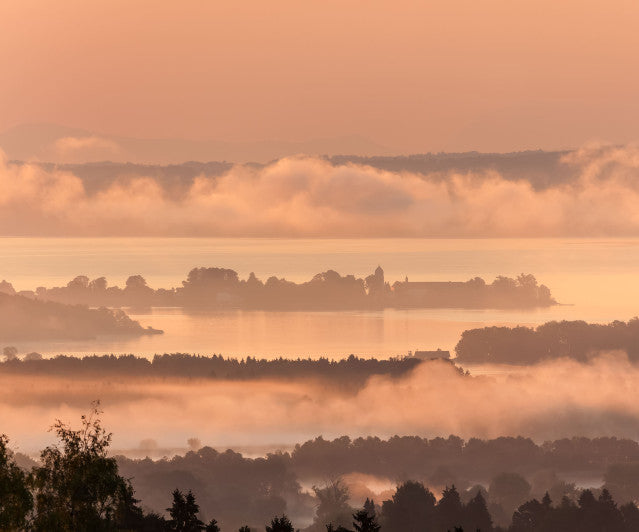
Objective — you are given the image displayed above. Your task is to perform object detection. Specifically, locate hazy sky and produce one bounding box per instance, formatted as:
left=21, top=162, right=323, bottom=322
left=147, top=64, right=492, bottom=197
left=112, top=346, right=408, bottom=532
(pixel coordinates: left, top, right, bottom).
left=1, top=0, right=639, bottom=152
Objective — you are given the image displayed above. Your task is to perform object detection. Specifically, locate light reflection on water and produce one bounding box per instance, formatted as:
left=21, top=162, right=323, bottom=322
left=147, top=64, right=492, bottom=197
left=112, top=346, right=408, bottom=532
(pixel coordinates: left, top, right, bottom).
left=2, top=237, right=639, bottom=358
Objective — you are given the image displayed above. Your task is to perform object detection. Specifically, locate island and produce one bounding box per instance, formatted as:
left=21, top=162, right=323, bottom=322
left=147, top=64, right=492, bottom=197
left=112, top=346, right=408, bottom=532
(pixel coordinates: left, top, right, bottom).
left=1, top=267, right=556, bottom=311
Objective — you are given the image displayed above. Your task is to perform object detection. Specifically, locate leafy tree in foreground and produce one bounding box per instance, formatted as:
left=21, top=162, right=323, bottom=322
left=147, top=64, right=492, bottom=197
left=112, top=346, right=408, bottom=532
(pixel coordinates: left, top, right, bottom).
left=30, top=401, right=141, bottom=531
left=0, top=434, right=33, bottom=530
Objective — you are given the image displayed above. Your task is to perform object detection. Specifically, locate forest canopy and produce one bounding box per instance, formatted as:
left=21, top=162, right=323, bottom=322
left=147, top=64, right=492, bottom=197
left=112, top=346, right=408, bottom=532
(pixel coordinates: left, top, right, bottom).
left=455, top=319, right=639, bottom=364
left=4, top=412, right=639, bottom=531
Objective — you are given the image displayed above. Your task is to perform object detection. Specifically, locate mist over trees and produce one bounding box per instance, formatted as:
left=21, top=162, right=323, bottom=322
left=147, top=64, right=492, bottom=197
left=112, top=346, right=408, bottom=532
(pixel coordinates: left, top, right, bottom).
left=455, top=319, right=639, bottom=364
left=328, top=151, right=578, bottom=191
left=287, top=435, right=639, bottom=492
left=114, top=434, right=639, bottom=530
left=7, top=268, right=555, bottom=311
left=13, top=151, right=576, bottom=193
left=4, top=411, right=639, bottom=530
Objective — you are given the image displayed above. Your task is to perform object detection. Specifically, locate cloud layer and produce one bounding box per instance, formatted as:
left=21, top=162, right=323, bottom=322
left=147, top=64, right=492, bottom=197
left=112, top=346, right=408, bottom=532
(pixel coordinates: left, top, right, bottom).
left=3, top=354, right=639, bottom=454
left=2, top=145, right=639, bottom=237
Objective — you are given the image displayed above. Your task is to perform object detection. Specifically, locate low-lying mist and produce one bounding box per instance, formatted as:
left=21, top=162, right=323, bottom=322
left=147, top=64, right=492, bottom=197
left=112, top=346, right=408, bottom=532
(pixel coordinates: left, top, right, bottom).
left=3, top=354, right=638, bottom=454
left=3, top=144, right=639, bottom=237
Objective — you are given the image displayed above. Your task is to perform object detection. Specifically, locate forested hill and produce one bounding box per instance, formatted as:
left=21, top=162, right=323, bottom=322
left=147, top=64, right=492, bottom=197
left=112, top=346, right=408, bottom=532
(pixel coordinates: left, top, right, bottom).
left=455, top=319, right=639, bottom=364
left=0, top=292, right=161, bottom=341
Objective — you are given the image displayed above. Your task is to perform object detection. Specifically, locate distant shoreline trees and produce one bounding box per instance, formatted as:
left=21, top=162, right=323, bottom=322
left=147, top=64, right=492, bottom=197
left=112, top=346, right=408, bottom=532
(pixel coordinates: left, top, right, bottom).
left=0, top=353, right=429, bottom=386
left=1, top=268, right=556, bottom=311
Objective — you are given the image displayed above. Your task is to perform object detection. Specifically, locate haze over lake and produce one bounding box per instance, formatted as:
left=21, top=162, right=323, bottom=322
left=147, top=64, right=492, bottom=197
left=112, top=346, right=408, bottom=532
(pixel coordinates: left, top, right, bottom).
left=3, top=237, right=638, bottom=358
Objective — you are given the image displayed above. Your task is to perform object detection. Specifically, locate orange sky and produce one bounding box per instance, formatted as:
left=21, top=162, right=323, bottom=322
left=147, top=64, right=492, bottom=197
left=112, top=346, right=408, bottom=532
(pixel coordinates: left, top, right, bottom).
left=1, top=0, right=638, bottom=152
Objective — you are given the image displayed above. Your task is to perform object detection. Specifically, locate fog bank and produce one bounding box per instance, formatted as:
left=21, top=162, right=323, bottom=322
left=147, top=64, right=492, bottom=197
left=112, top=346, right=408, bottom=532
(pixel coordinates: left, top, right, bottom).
left=3, top=354, right=639, bottom=453
left=2, top=145, right=639, bottom=237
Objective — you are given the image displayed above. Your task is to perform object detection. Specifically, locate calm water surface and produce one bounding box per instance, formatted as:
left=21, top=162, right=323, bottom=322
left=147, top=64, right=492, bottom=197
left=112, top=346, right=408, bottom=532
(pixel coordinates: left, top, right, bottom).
left=2, top=237, right=639, bottom=358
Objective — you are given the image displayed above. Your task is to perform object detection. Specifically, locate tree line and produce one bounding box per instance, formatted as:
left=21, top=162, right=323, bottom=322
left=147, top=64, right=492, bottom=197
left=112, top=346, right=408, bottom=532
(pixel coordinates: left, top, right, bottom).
left=455, top=319, right=639, bottom=364
left=288, top=434, right=639, bottom=482
left=1, top=268, right=555, bottom=311
left=0, top=353, right=427, bottom=387
left=4, top=410, right=639, bottom=531
left=115, top=434, right=639, bottom=529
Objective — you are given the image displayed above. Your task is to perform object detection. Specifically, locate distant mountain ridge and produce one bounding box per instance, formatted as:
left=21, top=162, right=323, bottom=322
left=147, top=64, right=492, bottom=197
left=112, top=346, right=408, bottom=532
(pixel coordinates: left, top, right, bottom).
left=7, top=152, right=580, bottom=196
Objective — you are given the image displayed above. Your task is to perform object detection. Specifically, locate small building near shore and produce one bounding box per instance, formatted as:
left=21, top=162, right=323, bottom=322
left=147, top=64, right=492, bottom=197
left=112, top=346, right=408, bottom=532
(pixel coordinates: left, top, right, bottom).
left=411, top=348, right=451, bottom=360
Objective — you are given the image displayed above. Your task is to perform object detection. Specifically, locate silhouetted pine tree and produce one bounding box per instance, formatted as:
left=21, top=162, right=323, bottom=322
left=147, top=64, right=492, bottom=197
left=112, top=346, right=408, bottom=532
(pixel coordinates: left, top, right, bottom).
left=353, top=508, right=381, bottom=532
left=464, top=490, right=492, bottom=531
left=266, top=514, right=295, bottom=532
left=167, top=489, right=204, bottom=531
left=363, top=498, right=376, bottom=518
left=437, top=485, right=464, bottom=531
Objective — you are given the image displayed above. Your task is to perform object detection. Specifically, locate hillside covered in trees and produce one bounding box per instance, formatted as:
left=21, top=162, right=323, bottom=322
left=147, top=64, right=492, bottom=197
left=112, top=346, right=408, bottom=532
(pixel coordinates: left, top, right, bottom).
left=0, top=292, right=161, bottom=341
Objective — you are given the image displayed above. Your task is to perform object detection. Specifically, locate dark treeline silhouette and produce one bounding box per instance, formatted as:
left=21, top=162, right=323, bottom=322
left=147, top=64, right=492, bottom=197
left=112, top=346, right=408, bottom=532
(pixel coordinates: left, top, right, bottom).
left=0, top=292, right=160, bottom=341
left=455, top=319, right=639, bottom=364
left=4, top=408, right=639, bottom=531
left=329, top=151, right=577, bottom=191
left=115, top=434, right=639, bottom=529
left=377, top=483, right=639, bottom=532
left=5, top=414, right=639, bottom=531
left=303, top=480, right=491, bottom=532
left=117, top=446, right=308, bottom=531
left=287, top=435, right=639, bottom=490
left=508, top=489, right=639, bottom=532
left=3, top=268, right=555, bottom=310
left=0, top=353, right=426, bottom=386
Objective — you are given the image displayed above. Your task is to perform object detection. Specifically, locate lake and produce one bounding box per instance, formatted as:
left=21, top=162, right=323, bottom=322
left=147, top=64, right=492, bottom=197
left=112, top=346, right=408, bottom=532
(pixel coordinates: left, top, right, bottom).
left=2, top=237, right=639, bottom=358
